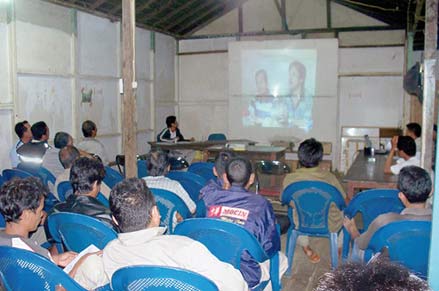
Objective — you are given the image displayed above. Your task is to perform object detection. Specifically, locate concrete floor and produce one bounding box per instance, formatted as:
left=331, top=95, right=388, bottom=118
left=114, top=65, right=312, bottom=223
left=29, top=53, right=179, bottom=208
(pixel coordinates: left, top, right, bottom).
left=280, top=235, right=332, bottom=291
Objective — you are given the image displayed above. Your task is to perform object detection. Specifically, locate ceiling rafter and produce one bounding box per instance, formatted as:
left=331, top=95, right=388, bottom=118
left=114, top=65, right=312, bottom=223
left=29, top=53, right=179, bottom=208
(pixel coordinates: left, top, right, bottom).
left=89, top=0, right=106, bottom=10
left=166, top=0, right=221, bottom=31
left=137, top=0, right=173, bottom=23
left=155, top=0, right=200, bottom=27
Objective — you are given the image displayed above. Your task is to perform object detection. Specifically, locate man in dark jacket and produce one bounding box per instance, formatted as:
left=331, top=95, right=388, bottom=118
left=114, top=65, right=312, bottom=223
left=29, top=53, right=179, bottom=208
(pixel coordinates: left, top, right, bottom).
left=201, top=157, right=287, bottom=289
left=156, top=115, right=194, bottom=143
left=51, top=157, right=115, bottom=230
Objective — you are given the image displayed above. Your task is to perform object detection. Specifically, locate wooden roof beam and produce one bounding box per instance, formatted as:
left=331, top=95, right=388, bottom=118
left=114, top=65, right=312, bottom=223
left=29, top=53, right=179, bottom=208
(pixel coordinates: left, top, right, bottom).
left=155, top=0, right=199, bottom=26
left=167, top=0, right=221, bottom=31
left=137, top=0, right=172, bottom=22
left=90, top=0, right=107, bottom=10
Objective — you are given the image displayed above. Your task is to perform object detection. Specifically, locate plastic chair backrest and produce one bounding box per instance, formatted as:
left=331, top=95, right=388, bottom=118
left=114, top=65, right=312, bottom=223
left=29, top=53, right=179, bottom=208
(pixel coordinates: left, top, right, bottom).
left=96, top=192, right=110, bottom=208
left=111, top=265, right=219, bottom=291
left=48, top=212, right=117, bottom=252
left=188, top=162, right=215, bottom=182
left=0, top=213, right=5, bottom=228
left=137, top=159, right=148, bottom=178
left=208, top=133, right=227, bottom=141
left=37, top=166, right=56, bottom=186
left=150, top=188, right=191, bottom=233
left=0, top=175, right=4, bottom=187
left=57, top=181, right=74, bottom=201
left=0, top=246, right=86, bottom=290
left=103, top=166, right=123, bottom=188
left=344, top=189, right=404, bottom=229
left=174, top=218, right=269, bottom=268
left=2, top=168, right=33, bottom=181
left=368, top=220, right=431, bottom=278
left=281, top=181, right=346, bottom=235
left=169, top=157, right=190, bottom=171
left=167, top=171, right=207, bottom=201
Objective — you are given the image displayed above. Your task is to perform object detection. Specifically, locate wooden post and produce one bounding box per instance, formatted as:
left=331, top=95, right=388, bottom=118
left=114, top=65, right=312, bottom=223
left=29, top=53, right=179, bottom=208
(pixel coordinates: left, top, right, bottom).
left=420, top=0, right=437, bottom=172
left=122, top=0, right=137, bottom=178
left=426, top=0, right=438, bottom=287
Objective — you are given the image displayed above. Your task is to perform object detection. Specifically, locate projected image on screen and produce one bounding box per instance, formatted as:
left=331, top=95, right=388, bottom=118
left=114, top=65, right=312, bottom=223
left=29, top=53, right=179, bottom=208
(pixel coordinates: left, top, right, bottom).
left=241, top=49, right=317, bottom=131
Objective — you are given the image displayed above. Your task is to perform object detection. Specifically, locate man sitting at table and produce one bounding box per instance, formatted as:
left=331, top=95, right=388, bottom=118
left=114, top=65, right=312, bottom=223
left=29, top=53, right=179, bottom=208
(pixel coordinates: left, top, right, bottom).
left=157, top=115, right=194, bottom=143
left=344, top=165, right=432, bottom=260
left=384, top=136, right=419, bottom=175
left=201, top=157, right=287, bottom=290
left=282, top=138, right=346, bottom=264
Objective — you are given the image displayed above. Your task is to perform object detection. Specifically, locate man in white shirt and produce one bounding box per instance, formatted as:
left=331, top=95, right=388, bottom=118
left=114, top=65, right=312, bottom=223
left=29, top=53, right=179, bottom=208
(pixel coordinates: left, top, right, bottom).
left=9, top=120, right=32, bottom=167
left=77, top=120, right=109, bottom=165
left=406, top=122, right=422, bottom=158
left=384, top=136, right=420, bottom=175
left=73, top=178, right=248, bottom=291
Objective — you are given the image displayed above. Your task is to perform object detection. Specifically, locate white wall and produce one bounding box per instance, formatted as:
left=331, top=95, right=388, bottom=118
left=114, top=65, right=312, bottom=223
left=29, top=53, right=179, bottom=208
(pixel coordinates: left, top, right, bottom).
left=0, top=0, right=176, bottom=171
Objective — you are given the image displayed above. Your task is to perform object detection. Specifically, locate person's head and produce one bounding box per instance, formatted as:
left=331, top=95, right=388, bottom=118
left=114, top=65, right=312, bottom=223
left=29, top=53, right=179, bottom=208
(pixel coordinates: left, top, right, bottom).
left=224, top=157, right=254, bottom=188
left=298, top=138, right=323, bottom=168
left=397, top=136, right=417, bottom=158
left=14, top=120, right=32, bottom=143
left=397, top=166, right=431, bottom=206
left=433, top=124, right=437, bottom=141
left=255, top=69, right=269, bottom=95
left=406, top=123, right=422, bottom=139
left=214, top=151, right=236, bottom=178
left=59, top=145, right=80, bottom=169
left=54, top=131, right=73, bottom=149
left=81, top=120, right=97, bottom=138
left=110, top=178, right=159, bottom=233
left=146, top=150, right=170, bottom=177
left=0, top=177, right=47, bottom=233
left=70, top=157, right=105, bottom=197
left=289, top=61, right=306, bottom=94
left=31, top=121, right=49, bottom=141
left=315, top=260, right=429, bottom=291
left=165, top=116, right=178, bottom=131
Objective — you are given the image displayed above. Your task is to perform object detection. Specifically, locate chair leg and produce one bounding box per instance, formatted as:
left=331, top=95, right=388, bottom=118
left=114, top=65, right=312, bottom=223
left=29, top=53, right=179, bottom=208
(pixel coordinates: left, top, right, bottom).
left=330, top=232, right=338, bottom=269
left=269, top=252, right=280, bottom=291
left=285, top=230, right=299, bottom=277
left=342, top=228, right=351, bottom=261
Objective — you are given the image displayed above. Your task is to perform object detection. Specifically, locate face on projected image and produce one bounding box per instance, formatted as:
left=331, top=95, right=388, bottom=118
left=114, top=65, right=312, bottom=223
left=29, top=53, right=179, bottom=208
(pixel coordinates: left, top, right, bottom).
left=241, top=49, right=316, bottom=132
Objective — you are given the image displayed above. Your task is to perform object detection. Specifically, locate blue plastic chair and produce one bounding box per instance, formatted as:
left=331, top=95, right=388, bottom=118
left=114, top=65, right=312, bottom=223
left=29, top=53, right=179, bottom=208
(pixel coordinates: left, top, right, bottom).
left=2, top=168, right=33, bottom=181
left=103, top=166, right=123, bottom=189
left=0, top=175, right=4, bottom=187
left=36, top=166, right=56, bottom=186
left=111, top=265, right=219, bottom=291
left=57, top=181, right=74, bottom=201
left=169, top=157, right=190, bottom=171
left=150, top=188, right=191, bottom=234
left=48, top=212, right=117, bottom=253
left=137, top=159, right=148, bottom=178
left=188, top=162, right=216, bottom=182
left=281, top=181, right=346, bottom=274
left=361, top=220, right=431, bottom=279
left=208, top=133, right=227, bottom=141
left=174, top=218, right=281, bottom=291
left=167, top=171, right=207, bottom=202
left=0, top=213, right=5, bottom=228
left=342, top=189, right=404, bottom=260
left=0, top=246, right=87, bottom=290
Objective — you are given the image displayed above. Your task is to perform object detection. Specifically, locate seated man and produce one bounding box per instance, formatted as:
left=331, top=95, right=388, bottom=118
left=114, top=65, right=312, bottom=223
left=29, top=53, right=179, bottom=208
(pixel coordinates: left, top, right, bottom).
left=282, top=138, right=345, bottom=263
left=384, top=136, right=419, bottom=175
left=55, top=146, right=112, bottom=200
left=77, top=120, right=109, bottom=165
left=315, top=260, right=429, bottom=291
left=344, top=166, right=432, bottom=260
left=9, top=120, right=32, bottom=167
left=406, top=122, right=422, bottom=156
left=200, top=151, right=236, bottom=195
left=157, top=115, right=194, bottom=143
left=73, top=178, right=248, bottom=291
left=202, top=157, right=287, bottom=289
left=142, top=150, right=196, bottom=217
left=0, top=177, right=81, bottom=273
left=51, top=157, right=115, bottom=230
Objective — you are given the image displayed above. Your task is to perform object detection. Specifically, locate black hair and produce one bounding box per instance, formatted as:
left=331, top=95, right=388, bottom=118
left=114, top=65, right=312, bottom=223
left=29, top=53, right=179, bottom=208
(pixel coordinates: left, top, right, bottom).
left=214, top=151, right=236, bottom=177
left=59, top=145, right=80, bottom=169
left=0, top=177, right=48, bottom=223
left=31, top=121, right=48, bottom=140
left=54, top=132, right=72, bottom=149
left=298, top=138, right=323, bottom=168
left=165, top=116, right=177, bottom=128
left=70, top=157, right=105, bottom=195
left=110, top=178, right=155, bottom=233
left=225, top=157, right=252, bottom=186
left=397, top=136, right=417, bottom=157
left=315, top=260, right=429, bottom=291
left=82, top=120, right=97, bottom=138
left=434, top=124, right=437, bottom=132
left=398, top=166, right=431, bottom=203
left=14, top=121, right=29, bottom=139
left=146, top=150, right=170, bottom=176
left=406, top=123, right=422, bottom=138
